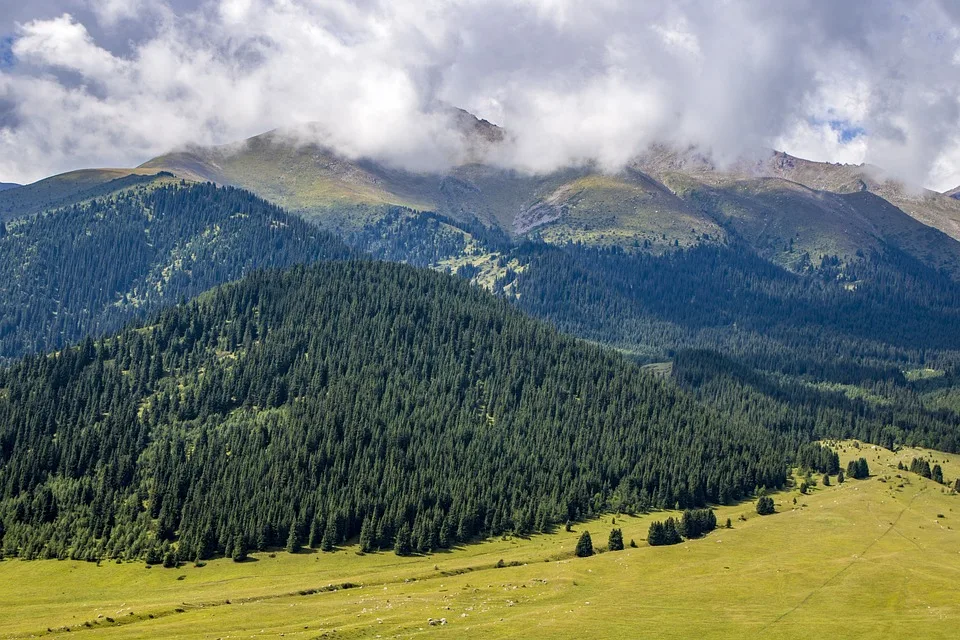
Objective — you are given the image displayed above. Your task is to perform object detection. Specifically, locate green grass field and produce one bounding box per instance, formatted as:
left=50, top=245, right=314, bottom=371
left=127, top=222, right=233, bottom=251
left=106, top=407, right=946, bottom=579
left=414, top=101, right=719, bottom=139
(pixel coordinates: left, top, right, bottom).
left=2, top=441, right=959, bottom=639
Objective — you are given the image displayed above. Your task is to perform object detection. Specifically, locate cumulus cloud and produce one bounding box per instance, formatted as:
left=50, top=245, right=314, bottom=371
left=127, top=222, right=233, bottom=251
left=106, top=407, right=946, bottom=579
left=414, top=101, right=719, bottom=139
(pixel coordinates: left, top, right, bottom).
left=0, top=0, right=959, bottom=190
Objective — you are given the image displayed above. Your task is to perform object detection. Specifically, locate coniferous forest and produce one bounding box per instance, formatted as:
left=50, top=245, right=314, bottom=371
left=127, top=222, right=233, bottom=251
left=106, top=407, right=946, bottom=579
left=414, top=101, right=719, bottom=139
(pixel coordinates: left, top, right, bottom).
left=0, top=261, right=789, bottom=562
left=1, top=184, right=960, bottom=564
left=0, top=182, right=351, bottom=361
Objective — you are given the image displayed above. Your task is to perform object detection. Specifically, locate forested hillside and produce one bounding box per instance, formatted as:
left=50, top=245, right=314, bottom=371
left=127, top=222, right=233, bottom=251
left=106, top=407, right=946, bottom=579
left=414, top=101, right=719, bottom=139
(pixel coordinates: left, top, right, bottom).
left=506, top=242, right=960, bottom=453
left=0, top=261, right=791, bottom=562
left=0, top=182, right=351, bottom=360
left=509, top=242, right=960, bottom=370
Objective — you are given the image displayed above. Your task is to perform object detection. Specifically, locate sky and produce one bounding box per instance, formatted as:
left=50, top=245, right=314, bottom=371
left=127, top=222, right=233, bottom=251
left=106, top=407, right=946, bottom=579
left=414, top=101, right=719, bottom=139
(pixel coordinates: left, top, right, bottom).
left=1, top=0, right=960, bottom=190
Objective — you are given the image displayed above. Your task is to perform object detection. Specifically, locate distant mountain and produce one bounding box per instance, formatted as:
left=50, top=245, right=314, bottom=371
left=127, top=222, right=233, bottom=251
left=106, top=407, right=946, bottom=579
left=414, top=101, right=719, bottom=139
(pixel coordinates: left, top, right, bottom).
left=8, top=109, right=960, bottom=281
left=0, top=182, right=19, bottom=192
left=0, top=182, right=351, bottom=360
left=134, top=115, right=960, bottom=277
left=0, top=169, right=177, bottom=221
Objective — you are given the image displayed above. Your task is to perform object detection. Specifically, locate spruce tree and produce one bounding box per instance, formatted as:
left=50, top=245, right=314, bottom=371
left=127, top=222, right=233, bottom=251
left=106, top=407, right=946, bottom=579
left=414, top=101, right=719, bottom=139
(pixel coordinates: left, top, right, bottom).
left=608, top=528, right=624, bottom=552
left=320, top=518, right=337, bottom=552
left=359, top=517, right=374, bottom=553
left=648, top=521, right=665, bottom=546
left=932, top=464, right=944, bottom=485
left=232, top=535, right=248, bottom=562
left=285, top=522, right=301, bottom=554
left=575, top=531, right=593, bottom=557
left=756, top=496, right=775, bottom=515
left=394, top=523, right=412, bottom=557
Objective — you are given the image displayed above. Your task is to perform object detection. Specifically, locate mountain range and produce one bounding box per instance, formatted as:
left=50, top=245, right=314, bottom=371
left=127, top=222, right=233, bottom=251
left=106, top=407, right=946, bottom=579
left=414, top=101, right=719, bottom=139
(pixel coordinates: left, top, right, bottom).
left=3, top=108, right=960, bottom=573
left=5, top=110, right=960, bottom=284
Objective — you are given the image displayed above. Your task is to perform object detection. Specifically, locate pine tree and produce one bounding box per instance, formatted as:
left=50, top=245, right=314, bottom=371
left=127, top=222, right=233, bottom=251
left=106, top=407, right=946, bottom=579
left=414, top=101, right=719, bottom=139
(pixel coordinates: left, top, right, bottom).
left=647, top=521, right=665, bottom=546
left=822, top=474, right=830, bottom=486
left=837, top=470, right=845, bottom=484
left=663, top=518, right=682, bottom=544
left=756, top=496, right=775, bottom=515
left=575, top=531, right=593, bottom=557
left=231, top=535, right=248, bottom=562
left=359, top=517, right=374, bottom=553
left=608, top=528, right=624, bottom=551
left=394, top=523, right=412, bottom=557
left=932, top=464, right=944, bottom=485
left=285, top=522, right=301, bottom=554
left=320, top=517, right=337, bottom=552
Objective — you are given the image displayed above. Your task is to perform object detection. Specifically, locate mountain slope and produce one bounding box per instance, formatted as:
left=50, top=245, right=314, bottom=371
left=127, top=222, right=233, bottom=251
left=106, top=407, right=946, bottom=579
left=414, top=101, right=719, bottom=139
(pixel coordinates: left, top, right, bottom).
left=139, top=127, right=960, bottom=277
left=0, top=168, right=177, bottom=222
left=0, top=259, right=790, bottom=561
left=638, top=148, right=960, bottom=249
left=0, top=183, right=19, bottom=192
left=0, top=182, right=351, bottom=360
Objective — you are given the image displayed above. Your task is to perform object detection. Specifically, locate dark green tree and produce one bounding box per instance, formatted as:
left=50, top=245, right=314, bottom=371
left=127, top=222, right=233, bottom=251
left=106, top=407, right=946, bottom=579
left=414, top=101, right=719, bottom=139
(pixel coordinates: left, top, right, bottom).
left=231, top=535, right=248, bottom=562
left=756, top=496, right=775, bottom=515
left=575, top=531, right=594, bottom=557
left=607, top=528, right=624, bottom=552
left=394, top=523, right=413, bottom=557
left=285, top=522, right=301, bottom=554
left=932, top=464, right=944, bottom=485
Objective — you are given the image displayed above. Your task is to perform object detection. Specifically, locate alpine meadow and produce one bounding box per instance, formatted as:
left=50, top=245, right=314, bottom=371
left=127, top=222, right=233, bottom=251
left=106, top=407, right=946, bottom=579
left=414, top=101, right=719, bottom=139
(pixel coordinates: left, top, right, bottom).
left=2, top=2, right=960, bottom=639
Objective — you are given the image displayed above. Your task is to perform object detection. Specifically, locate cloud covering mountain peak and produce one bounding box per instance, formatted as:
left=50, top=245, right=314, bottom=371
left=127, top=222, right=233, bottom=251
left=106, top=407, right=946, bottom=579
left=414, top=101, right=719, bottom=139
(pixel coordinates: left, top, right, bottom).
left=1, top=0, right=960, bottom=189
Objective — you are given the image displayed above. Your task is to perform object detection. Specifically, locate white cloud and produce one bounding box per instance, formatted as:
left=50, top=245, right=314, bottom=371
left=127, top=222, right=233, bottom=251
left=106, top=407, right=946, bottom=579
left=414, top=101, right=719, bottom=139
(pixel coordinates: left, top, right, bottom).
left=0, top=0, right=959, bottom=190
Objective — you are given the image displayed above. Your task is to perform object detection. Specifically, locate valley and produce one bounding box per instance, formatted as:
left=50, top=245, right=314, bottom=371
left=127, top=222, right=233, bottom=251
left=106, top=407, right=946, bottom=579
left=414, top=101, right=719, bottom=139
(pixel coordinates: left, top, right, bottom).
left=1, top=442, right=957, bottom=639
left=3, top=4, right=960, bottom=638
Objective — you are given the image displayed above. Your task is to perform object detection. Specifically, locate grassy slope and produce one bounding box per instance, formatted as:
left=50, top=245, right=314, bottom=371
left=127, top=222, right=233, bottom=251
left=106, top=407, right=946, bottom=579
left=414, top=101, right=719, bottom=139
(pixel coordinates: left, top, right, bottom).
left=0, top=170, right=179, bottom=221
left=2, top=441, right=958, bottom=639
left=141, top=135, right=438, bottom=231
left=147, top=139, right=726, bottom=250
left=143, top=136, right=960, bottom=277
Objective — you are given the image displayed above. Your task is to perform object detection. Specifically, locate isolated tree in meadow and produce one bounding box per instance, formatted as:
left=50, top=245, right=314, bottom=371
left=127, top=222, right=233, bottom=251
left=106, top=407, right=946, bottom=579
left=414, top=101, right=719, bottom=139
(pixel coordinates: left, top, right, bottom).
left=953, top=478, right=960, bottom=493
left=576, top=531, right=594, bottom=557
left=822, top=474, right=830, bottom=487
left=847, top=457, right=870, bottom=480
left=837, top=470, right=845, bottom=484
left=608, top=528, right=624, bottom=551
left=756, top=496, right=775, bottom=515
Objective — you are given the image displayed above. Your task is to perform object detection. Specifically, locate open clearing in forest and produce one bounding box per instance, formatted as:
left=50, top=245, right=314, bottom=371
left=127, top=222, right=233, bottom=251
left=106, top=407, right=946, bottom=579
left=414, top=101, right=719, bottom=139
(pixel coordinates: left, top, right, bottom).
left=1, top=441, right=959, bottom=639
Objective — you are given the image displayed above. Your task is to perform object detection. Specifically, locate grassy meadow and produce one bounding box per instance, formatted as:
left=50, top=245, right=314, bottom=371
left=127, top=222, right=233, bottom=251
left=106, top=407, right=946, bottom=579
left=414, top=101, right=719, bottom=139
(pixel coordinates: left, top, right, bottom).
left=1, top=441, right=958, bottom=639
